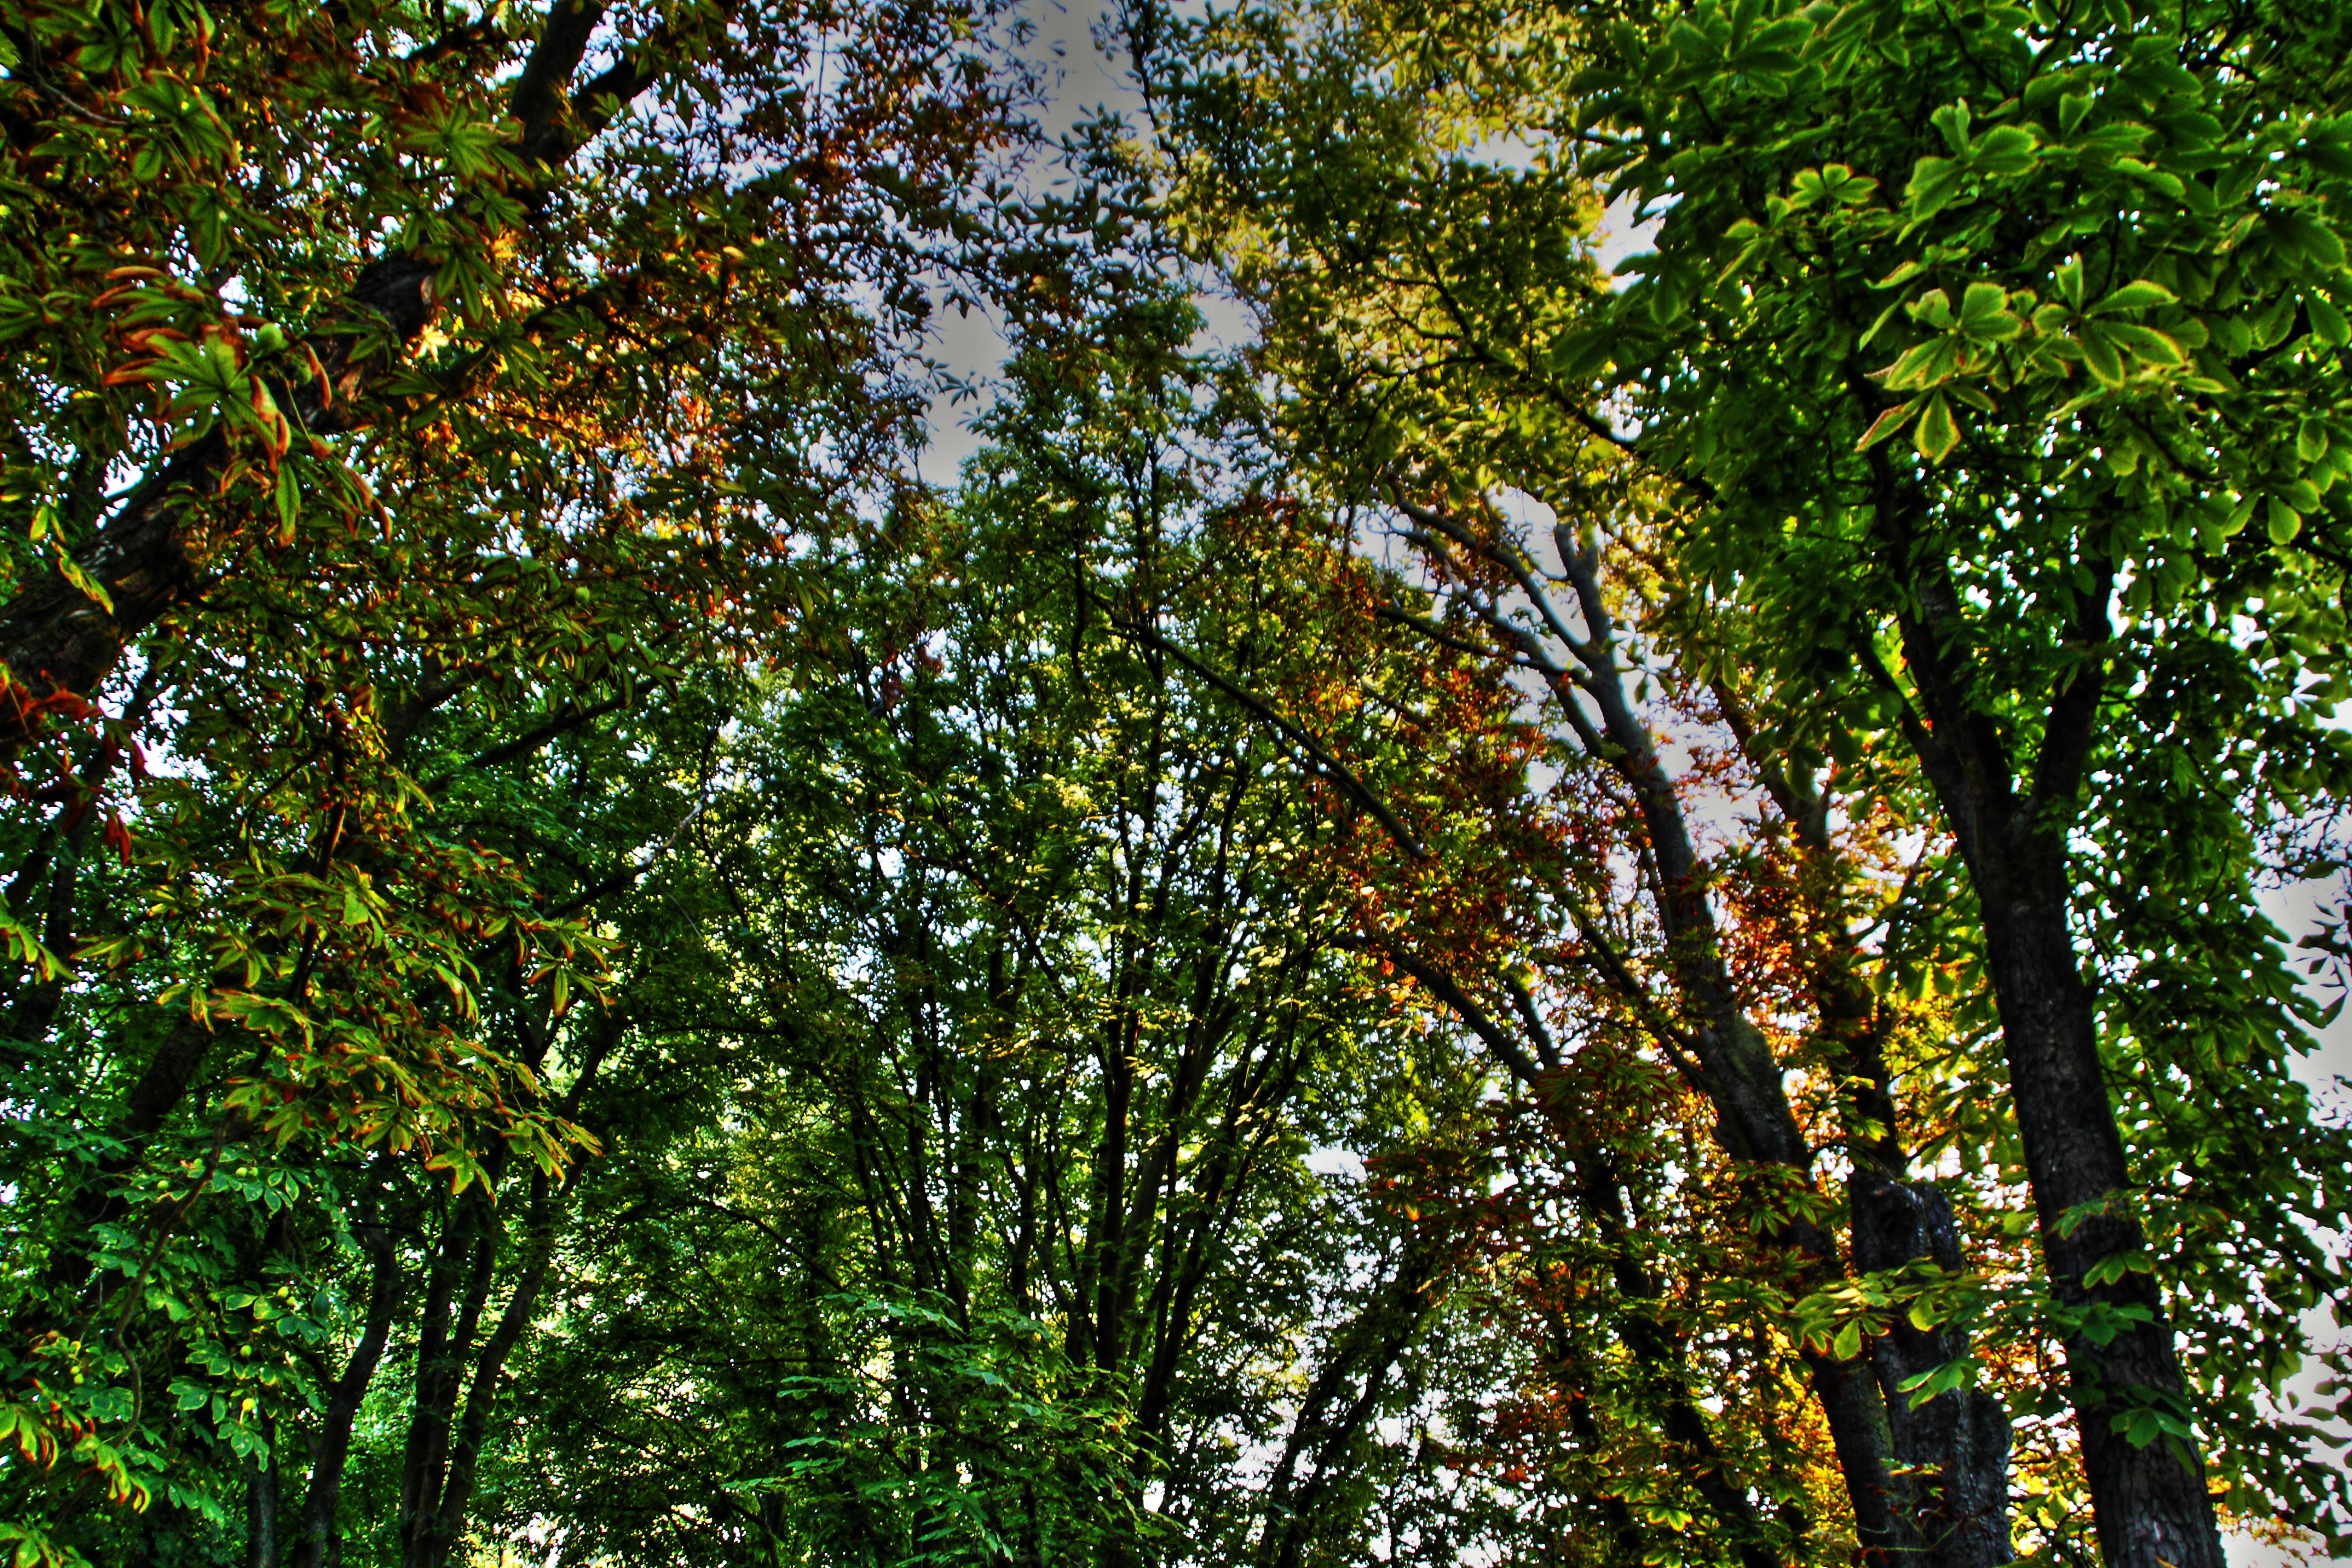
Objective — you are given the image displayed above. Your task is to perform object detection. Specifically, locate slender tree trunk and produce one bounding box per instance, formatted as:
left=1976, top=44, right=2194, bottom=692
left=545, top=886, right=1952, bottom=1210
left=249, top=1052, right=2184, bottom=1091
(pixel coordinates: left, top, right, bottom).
left=0, top=254, right=439, bottom=746
left=430, top=1169, right=567, bottom=1562
left=1722, top=687, right=2016, bottom=1567
left=1388, top=498, right=2018, bottom=1564
left=1384, top=945, right=1779, bottom=1566
left=397, top=1180, right=503, bottom=1568
left=246, top=1408, right=282, bottom=1568
left=0, top=0, right=680, bottom=750
left=293, top=1175, right=407, bottom=1568
left=1254, top=1241, right=1440, bottom=1568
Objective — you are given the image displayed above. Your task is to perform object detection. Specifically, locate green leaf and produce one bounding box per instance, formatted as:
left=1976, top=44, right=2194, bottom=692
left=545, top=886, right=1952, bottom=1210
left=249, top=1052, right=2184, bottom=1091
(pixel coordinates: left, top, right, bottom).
left=2268, top=497, right=2304, bottom=544
left=274, top=463, right=301, bottom=545
left=1914, top=393, right=1960, bottom=462
left=2056, top=258, right=2085, bottom=310
left=1906, top=155, right=1964, bottom=217
left=1958, top=281, right=2023, bottom=341
left=50, top=542, right=116, bottom=616
left=2308, top=292, right=2350, bottom=347
left=2089, top=279, right=2178, bottom=315
left=2272, top=210, right=2347, bottom=270
left=2102, top=322, right=2185, bottom=365
left=2077, top=324, right=2126, bottom=387
left=1972, top=123, right=2038, bottom=175
left=1855, top=399, right=1919, bottom=451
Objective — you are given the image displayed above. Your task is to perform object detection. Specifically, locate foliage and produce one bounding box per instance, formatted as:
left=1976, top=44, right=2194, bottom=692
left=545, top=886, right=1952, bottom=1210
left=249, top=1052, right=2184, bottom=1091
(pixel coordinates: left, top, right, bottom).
left=1151, top=0, right=2352, bottom=1561
left=6, top=0, right=2350, bottom=1564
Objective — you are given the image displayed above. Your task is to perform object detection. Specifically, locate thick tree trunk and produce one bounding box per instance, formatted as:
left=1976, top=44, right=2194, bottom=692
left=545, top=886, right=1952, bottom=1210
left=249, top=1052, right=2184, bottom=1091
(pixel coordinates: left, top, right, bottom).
left=1850, top=1174, right=2013, bottom=1566
left=1974, top=852, right=2220, bottom=1568
left=1875, top=497, right=2223, bottom=1568
left=1744, top=704, right=2014, bottom=1568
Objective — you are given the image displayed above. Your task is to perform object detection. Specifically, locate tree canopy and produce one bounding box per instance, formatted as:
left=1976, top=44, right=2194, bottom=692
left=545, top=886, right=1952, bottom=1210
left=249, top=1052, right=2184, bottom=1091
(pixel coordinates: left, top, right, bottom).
left=2, top=0, right=2347, bottom=1565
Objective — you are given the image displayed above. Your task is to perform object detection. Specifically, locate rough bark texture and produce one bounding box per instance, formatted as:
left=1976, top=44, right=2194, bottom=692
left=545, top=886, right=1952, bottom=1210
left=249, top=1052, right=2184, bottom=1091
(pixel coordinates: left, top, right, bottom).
left=1873, top=474, right=2223, bottom=1568
left=1976, top=863, right=2219, bottom=1568
left=1851, top=1175, right=2014, bottom=1565
left=1727, top=687, right=2015, bottom=1567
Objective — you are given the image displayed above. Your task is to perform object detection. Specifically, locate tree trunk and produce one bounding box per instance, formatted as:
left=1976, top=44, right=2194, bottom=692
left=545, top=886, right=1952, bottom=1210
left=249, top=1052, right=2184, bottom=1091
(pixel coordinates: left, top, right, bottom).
left=293, top=1174, right=407, bottom=1568
left=1975, top=852, right=2220, bottom=1568
left=1389, top=497, right=2010, bottom=1562
left=0, top=255, right=439, bottom=747
left=1875, top=497, right=2223, bottom=1568
left=0, top=0, right=671, bottom=748
left=246, top=1408, right=282, bottom=1568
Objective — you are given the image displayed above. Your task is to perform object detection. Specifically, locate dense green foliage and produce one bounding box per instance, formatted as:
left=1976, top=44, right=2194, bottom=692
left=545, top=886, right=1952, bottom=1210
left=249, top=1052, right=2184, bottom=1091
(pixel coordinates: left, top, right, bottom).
left=4, top=0, right=2348, bottom=1564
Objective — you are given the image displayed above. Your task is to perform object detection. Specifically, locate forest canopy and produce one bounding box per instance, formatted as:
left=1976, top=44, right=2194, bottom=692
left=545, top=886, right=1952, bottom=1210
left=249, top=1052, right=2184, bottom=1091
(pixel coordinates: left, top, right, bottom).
left=1, top=0, right=2348, bottom=1566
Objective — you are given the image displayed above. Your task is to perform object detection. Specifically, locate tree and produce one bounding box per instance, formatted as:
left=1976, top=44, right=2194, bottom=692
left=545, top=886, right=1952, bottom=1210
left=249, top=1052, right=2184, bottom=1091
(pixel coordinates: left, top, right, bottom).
left=455, top=286, right=1512, bottom=1567
left=1, top=0, right=1016, bottom=1556
left=1149, top=0, right=2352, bottom=1560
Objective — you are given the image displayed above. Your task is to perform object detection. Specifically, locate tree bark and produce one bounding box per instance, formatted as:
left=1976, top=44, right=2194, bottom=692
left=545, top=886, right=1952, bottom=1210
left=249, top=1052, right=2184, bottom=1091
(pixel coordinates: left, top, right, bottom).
left=0, top=253, right=440, bottom=745
left=1720, top=686, right=2015, bottom=1567
left=1380, top=942, right=1781, bottom=1567
left=293, top=1172, right=407, bottom=1568
left=1872, top=485, right=2223, bottom=1568
left=246, top=1407, right=282, bottom=1568
left=1387, top=496, right=2016, bottom=1564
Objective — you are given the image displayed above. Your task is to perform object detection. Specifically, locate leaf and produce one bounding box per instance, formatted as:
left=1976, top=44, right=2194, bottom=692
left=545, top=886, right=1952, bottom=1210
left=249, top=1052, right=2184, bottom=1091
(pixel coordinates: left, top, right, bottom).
left=1958, top=281, right=2023, bottom=341
left=1914, top=393, right=1961, bottom=462
left=2268, top=497, right=2303, bottom=544
left=1883, top=337, right=1962, bottom=391
left=1972, top=123, right=2038, bottom=176
left=2270, top=210, right=2348, bottom=270
left=2308, top=292, right=2350, bottom=347
left=2102, top=322, right=2185, bottom=365
left=1906, top=155, right=1964, bottom=218
left=2089, top=279, right=2178, bottom=315
left=49, top=542, right=116, bottom=616
left=274, top=463, right=301, bottom=545
left=1856, top=399, right=1919, bottom=451
left=2076, top=324, right=2126, bottom=387
left=1898, top=1357, right=1972, bottom=1408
